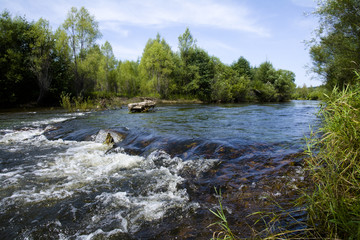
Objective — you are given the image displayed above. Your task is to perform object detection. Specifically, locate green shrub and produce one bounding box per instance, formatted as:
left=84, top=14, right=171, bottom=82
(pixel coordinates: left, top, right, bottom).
left=59, top=92, right=96, bottom=112
left=60, top=92, right=73, bottom=111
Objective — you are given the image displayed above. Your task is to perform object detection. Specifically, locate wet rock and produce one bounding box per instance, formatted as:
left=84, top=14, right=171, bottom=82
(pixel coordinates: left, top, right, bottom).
left=94, top=129, right=124, bottom=144
left=128, top=100, right=156, bottom=113
left=104, top=133, right=114, bottom=145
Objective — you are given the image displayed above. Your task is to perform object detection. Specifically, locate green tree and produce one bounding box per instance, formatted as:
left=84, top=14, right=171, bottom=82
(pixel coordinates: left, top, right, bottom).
left=139, top=34, right=176, bottom=98
left=118, top=60, right=139, bottom=97
left=254, top=61, right=277, bottom=84
left=98, top=41, right=117, bottom=92
left=0, top=11, right=37, bottom=105
left=177, top=27, right=198, bottom=96
left=28, top=18, right=55, bottom=105
left=309, top=0, right=360, bottom=89
left=51, top=27, right=73, bottom=98
left=178, top=27, right=196, bottom=61
left=231, top=56, right=252, bottom=79
left=63, top=7, right=102, bottom=95
left=274, top=69, right=296, bottom=101
left=211, top=63, right=233, bottom=102
left=253, top=62, right=278, bottom=101
left=78, top=45, right=102, bottom=93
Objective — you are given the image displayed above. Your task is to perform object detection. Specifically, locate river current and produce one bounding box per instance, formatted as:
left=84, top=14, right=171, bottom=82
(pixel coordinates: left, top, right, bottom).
left=0, top=101, right=319, bottom=239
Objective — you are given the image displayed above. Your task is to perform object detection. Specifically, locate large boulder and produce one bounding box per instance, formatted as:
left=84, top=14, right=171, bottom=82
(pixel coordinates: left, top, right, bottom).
left=128, top=100, right=156, bottom=113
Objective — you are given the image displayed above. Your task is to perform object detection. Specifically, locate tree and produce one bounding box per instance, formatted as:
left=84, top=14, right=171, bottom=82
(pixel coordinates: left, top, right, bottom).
left=78, top=45, right=102, bottom=93
left=0, top=11, right=37, bottom=105
left=254, top=61, right=277, bottom=84
left=178, top=27, right=196, bottom=63
left=63, top=7, right=101, bottom=95
left=231, top=56, right=252, bottom=79
left=178, top=28, right=198, bottom=95
left=188, top=48, right=215, bottom=101
left=51, top=27, right=73, bottom=98
left=309, top=0, right=360, bottom=89
left=28, top=18, right=55, bottom=104
left=118, top=60, right=139, bottom=97
left=139, top=35, right=176, bottom=98
left=211, top=63, right=234, bottom=102
left=274, top=69, right=296, bottom=101
left=98, top=41, right=117, bottom=92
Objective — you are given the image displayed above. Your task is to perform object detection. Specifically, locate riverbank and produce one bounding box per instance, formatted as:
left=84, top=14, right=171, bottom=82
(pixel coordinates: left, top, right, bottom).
left=302, top=84, right=360, bottom=239
left=57, top=94, right=204, bottom=112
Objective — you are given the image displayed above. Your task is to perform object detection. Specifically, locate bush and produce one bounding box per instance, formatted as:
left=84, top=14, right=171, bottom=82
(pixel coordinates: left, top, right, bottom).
left=59, top=92, right=95, bottom=112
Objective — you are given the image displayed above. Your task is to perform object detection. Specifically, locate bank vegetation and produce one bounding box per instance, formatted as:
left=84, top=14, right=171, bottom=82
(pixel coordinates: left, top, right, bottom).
left=0, top=8, right=297, bottom=108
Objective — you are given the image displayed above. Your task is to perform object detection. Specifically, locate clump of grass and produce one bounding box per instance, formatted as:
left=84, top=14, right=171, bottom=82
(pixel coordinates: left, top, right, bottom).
left=60, top=92, right=72, bottom=111
left=209, top=188, right=238, bottom=240
left=304, top=80, right=360, bottom=239
left=249, top=202, right=318, bottom=239
left=60, top=92, right=95, bottom=112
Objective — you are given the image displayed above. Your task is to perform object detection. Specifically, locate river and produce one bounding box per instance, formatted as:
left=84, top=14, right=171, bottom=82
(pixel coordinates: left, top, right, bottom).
left=0, top=101, right=319, bottom=239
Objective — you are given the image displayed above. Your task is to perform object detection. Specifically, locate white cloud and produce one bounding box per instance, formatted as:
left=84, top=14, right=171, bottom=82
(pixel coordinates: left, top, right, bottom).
left=200, top=39, right=236, bottom=52
left=100, top=21, right=129, bottom=37
left=87, top=0, right=270, bottom=37
left=108, top=42, right=143, bottom=61
left=2, top=0, right=270, bottom=37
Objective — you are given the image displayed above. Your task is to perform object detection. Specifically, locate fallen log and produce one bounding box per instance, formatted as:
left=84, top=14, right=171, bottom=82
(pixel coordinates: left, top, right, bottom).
left=128, top=100, right=156, bottom=113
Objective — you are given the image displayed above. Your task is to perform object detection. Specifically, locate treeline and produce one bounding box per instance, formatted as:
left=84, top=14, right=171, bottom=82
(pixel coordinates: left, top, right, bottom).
left=0, top=7, right=296, bottom=107
left=293, top=84, right=328, bottom=100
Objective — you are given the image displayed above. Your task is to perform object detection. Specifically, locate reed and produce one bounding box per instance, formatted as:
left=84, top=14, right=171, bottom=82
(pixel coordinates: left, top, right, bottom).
left=60, top=92, right=96, bottom=112
left=304, top=80, right=360, bottom=239
left=209, top=188, right=238, bottom=240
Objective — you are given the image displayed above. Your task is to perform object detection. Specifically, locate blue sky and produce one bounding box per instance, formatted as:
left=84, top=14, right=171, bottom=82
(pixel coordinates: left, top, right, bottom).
left=1, top=0, right=322, bottom=87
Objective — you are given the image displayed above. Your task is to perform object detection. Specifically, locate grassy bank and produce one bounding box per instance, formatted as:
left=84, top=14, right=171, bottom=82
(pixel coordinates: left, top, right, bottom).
left=304, top=82, right=360, bottom=239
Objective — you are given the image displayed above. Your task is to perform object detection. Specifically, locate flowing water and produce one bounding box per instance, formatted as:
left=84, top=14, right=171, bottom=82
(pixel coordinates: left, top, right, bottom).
left=0, top=101, right=320, bottom=239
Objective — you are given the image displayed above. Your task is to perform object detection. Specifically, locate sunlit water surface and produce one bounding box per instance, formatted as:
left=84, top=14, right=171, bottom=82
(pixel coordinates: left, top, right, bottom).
left=0, top=101, right=320, bottom=239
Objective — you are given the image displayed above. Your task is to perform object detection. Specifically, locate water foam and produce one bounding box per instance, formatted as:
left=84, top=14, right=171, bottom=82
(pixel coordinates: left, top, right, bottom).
left=0, top=123, right=218, bottom=239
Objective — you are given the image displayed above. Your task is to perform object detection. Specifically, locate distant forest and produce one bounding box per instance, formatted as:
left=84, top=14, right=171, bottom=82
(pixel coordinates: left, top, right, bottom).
left=0, top=7, right=298, bottom=107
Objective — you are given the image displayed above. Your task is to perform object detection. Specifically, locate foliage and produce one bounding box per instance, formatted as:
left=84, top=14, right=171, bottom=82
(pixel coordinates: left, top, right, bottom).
left=304, top=78, right=360, bottom=239
left=62, top=6, right=101, bottom=95
left=252, top=62, right=296, bottom=102
left=231, top=57, right=252, bottom=79
left=59, top=92, right=72, bottom=111
left=28, top=18, right=55, bottom=105
left=60, top=92, right=95, bottom=112
left=293, top=84, right=329, bottom=100
left=139, top=34, right=176, bottom=98
left=118, top=60, right=140, bottom=97
left=0, top=9, right=298, bottom=107
left=309, top=0, right=360, bottom=89
left=0, top=11, right=37, bottom=106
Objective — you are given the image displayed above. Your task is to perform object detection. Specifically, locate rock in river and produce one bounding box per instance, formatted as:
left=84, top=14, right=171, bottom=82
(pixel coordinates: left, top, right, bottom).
left=128, top=100, right=156, bottom=113
left=94, top=129, right=124, bottom=144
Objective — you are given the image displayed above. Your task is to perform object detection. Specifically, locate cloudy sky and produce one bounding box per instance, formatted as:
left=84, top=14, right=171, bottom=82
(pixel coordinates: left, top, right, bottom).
left=1, top=0, right=322, bottom=87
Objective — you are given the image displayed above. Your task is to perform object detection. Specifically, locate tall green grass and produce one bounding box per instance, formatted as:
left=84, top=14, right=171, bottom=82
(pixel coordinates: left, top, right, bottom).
left=60, top=92, right=95, bottom=112
left=304, top=81, right=360, bottom=239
